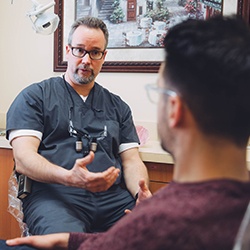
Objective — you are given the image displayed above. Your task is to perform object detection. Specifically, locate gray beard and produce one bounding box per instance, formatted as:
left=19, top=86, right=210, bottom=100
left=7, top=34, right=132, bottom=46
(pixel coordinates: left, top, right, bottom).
left=73, top=70, right=95, bottom=85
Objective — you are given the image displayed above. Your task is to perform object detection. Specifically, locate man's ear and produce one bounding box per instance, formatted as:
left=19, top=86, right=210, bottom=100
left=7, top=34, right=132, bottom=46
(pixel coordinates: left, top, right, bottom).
left=103, top=50, right=108, bottom=61
left=65, top=45, right=71, bottom=60
left=167, top=96, right=183, bottom=128
left=100, top=50, right=108, bottom=67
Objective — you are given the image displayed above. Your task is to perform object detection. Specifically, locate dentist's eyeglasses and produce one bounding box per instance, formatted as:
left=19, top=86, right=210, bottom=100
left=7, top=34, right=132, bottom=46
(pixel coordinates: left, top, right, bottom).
left=145, top=84, right=177, bottom=104
left=69, top=45, right=105, bottom=60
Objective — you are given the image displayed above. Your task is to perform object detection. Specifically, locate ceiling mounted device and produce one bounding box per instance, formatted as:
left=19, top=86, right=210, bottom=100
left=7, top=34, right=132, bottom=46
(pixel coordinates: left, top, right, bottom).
left=27, top=0, right=59, bottom=35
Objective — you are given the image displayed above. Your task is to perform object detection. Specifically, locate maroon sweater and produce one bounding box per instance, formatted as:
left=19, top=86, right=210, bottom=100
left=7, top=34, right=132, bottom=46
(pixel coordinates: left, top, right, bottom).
left=69, top=180, right=250, bottom=250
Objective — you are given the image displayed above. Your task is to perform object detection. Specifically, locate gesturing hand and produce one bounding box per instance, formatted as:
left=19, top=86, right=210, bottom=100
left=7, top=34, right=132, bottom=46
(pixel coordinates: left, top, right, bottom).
left=136, top=179, right=152, bottom=204
left=125, top=179, right=152, bottom=214
left=67, top=152, right=120, bottom=192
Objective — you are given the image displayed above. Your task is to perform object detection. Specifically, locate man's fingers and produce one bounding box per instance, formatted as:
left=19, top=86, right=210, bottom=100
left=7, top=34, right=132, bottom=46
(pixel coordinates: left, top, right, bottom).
left=139, top=179, right=148, bottom=191
left=82, top=166, right=120, bottom=192
left=124, top=209, right=132, bottom=214
left=75, top=151, right=95, bottom=168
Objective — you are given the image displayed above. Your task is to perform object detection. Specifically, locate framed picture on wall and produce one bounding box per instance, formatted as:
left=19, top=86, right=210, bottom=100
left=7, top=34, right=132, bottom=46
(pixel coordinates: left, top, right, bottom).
left=54, top=0, right=250, bottom=73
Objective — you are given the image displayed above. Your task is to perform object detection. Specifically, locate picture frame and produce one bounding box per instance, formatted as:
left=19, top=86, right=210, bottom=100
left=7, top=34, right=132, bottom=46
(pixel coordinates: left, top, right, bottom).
left=53, top=0, right=250, bottom=73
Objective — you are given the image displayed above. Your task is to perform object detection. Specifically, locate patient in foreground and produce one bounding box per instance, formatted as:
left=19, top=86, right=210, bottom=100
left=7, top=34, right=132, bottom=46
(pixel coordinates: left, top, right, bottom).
left=3, top=15, right=250, bottom=249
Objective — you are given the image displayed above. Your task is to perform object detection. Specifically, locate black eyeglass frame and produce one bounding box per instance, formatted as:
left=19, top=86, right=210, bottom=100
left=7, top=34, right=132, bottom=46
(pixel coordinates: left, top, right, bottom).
left=69, top=45, right=105, bottom=60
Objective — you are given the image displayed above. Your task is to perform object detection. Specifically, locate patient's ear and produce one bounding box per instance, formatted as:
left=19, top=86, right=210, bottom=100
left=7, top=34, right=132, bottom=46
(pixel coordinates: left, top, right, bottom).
left=167, top=95, right=184, bottom=128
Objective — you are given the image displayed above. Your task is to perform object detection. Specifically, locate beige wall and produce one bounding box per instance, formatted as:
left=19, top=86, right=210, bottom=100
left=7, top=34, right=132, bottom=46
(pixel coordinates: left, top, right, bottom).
left=0, top=0, right=238, bottom=129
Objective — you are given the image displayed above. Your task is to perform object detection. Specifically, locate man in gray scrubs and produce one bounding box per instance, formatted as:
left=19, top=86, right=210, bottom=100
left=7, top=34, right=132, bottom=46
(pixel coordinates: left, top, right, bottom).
left=6, top=16, right=149, bottom=235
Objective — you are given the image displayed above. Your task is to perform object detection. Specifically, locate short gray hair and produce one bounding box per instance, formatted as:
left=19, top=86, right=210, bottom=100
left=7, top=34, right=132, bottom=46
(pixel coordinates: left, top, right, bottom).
left=68, top=16, right=109, bottom=49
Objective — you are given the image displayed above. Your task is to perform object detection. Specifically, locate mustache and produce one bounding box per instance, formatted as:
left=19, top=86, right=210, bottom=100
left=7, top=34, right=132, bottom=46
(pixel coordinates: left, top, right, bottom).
left=77, top=65, right=91, bottom=71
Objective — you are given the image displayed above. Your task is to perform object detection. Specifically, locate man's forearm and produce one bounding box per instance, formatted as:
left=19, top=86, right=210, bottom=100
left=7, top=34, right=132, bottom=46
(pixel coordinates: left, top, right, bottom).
left=124, top=162, right=149, bottom=198
left=14, top=150, right=69, bottom=185
left=12, top=136, right=68, bottom=185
